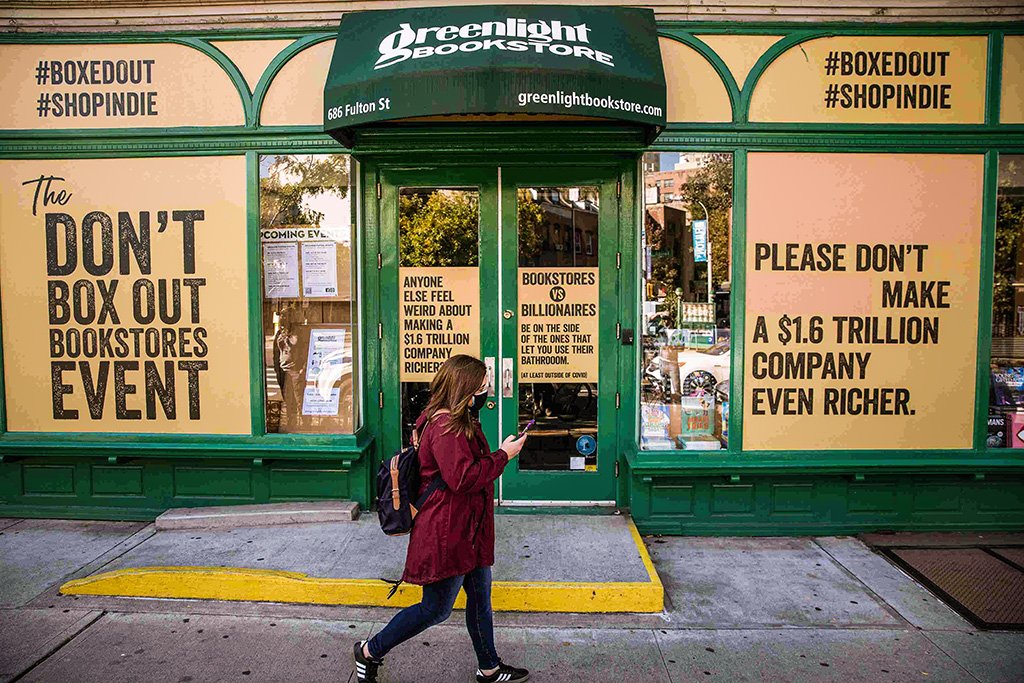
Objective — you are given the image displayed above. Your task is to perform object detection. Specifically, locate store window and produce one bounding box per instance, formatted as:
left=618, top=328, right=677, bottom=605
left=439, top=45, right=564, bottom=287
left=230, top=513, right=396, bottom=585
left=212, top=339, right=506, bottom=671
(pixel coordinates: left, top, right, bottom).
left=259, top=154, right=358, bottom=434
left=989, top=154, right=1024, bottom=448
left=639, top=152, right=733, bottom=451
left=517, top=186, right=599, bottom=471
left=398, top=187, right=480, bottom=444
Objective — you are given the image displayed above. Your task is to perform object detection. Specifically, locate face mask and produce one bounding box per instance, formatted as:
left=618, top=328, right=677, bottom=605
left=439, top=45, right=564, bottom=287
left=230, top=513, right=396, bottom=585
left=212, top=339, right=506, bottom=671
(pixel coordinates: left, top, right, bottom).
left=469, top=391, right=487, bottom=414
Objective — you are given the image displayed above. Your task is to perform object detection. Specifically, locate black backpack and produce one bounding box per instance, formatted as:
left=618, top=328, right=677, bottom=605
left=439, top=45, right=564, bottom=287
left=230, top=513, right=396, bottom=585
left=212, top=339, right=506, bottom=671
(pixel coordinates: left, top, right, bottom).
left=376, top=421, right=447, bottom=536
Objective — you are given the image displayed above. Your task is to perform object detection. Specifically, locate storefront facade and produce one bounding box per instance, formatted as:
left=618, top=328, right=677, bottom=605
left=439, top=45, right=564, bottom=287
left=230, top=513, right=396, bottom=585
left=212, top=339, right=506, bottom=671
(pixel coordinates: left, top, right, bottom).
left=1, top=1, right=1023, bottom=534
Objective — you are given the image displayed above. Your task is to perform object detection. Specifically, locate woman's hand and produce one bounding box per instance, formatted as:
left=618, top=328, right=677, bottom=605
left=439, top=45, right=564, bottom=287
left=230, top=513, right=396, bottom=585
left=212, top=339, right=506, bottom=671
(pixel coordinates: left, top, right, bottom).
left=500, top=433, right=528, bottom=459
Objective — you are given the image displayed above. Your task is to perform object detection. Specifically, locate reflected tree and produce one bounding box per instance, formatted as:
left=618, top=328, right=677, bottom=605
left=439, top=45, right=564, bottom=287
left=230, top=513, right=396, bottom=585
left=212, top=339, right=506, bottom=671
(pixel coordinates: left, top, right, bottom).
left=678, top=154, right=733, bottom=290
left=994, top=158, right=1024, bottom=335
left=400, top=190, right=480, bottom=266
left=517, top=194, right=545, bottom=263
left=260, top=154, right=350, bottom=228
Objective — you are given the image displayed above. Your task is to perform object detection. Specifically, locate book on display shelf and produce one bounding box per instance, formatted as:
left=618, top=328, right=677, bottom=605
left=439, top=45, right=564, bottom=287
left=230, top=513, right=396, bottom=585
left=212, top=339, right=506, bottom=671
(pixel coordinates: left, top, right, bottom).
left=676, top=434, right=722, bottom=450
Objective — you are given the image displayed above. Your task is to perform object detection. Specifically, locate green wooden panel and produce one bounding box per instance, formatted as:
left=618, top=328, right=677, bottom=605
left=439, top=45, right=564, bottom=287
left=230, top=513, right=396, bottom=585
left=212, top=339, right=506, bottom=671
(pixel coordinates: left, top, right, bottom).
left=173, top=466, right=253, bottom=498
left=1, top=457, right=364, bottom=519
left=912, top=483, right=961, bottom=513
left=977, top=482, right=1024, bottom=512
left=770, top=483, right=814, bottom=514
left=22, top=465, right=76, bottom=496
left=847, top=482, right=899, bottom=513
left=91, top=465, right=144, bottom=496
left=710, top=483, right=756, bottom=515
left=269, top=467, right=350, bottom=500
left=631, top=473, right=1024, bottom=535
left=650, top=483, right=695, bottom=516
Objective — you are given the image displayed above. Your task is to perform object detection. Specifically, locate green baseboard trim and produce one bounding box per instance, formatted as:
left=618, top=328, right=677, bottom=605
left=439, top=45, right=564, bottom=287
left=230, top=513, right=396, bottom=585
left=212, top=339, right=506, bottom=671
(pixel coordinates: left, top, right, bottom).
left=0, top=504, right=164, bottom=522
left=496, top=505, right=619, bottom=516
left=628, top=470, right=1024, bottom=536
left=1, top=455, right=370, bottom=517
left=636, top=520, right=1024, bottom=536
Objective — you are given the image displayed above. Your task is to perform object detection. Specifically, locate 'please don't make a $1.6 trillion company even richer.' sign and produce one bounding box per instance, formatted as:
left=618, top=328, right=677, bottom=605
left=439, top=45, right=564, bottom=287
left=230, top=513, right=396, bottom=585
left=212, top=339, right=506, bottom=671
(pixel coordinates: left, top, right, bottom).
left=743, top=153, right=983, bottom=451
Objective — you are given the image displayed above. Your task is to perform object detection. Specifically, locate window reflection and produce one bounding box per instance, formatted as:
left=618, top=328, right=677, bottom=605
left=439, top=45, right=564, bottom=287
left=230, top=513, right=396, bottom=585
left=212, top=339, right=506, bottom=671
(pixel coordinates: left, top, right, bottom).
left=259, top=154, right=358, bottom=434
left=989, top=155, right=1024, bottom=448
left=399, top=188, right=481, bottom=444
left=517, top=187, right=600, bottom=472
left=640, top=152, right=733, bottom=451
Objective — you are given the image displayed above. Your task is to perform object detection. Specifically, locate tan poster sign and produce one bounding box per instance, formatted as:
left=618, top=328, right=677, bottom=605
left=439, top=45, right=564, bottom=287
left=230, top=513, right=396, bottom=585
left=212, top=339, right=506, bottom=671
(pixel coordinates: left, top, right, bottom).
left=749, top=36, right=987, bottom=124
left=399, top=267, right=479, bottom=381
left=0, top=157, right=251, bottom=434
left=743, top=153, right=983, bottom=451
left=518, top=268, right=599, bottom=383
left=1002, top=36, right=1024, bottom=124
left=0, top=43, right=243, bottom=130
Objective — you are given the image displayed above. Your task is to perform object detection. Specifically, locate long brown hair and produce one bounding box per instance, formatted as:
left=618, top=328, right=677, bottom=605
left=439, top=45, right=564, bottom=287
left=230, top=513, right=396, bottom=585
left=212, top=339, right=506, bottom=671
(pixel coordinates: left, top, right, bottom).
left=422, top=354, right=487, bottom=439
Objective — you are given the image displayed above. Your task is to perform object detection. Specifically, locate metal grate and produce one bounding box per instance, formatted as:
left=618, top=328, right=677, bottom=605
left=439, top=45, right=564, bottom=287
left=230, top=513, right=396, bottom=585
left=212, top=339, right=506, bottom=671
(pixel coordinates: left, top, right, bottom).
left=992, top=548, right=1024, bottom=572
left=889, top=548, right=1024, bottom=629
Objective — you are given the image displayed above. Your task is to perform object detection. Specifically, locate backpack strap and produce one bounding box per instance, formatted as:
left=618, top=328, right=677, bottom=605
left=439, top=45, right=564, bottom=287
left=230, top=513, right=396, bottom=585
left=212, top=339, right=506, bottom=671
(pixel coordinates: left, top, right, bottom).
left=388, top=454, right=402, bottom=511
left=410, top=475, right=447, bottom=517
left=411, top=410, right=447, bottom=448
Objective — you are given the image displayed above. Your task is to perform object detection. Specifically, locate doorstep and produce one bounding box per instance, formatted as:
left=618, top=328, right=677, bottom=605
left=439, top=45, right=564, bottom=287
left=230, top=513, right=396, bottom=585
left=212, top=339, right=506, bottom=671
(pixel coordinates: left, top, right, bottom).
left=59, top=514, right=663, bottom=613
left=155, top=501, right=361, bottom=530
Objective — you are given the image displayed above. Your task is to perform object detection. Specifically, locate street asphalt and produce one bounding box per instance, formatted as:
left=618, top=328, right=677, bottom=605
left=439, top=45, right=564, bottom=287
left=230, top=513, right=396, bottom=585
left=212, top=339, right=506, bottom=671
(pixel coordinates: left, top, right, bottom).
left=0, top=516, right=1021, bottom=683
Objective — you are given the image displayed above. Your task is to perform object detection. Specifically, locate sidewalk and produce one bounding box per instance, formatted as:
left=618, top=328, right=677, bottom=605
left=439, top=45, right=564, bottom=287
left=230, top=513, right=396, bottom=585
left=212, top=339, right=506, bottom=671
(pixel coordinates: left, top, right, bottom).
left=56, top=514, right=663, bottom=613
left=1, top=515, right=1022, bottom=682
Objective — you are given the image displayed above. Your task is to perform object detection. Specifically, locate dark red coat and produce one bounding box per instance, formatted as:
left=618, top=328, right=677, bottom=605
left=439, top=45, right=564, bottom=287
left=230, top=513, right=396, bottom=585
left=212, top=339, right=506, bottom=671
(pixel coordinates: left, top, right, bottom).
left=401, top=413, right=509, bottom=585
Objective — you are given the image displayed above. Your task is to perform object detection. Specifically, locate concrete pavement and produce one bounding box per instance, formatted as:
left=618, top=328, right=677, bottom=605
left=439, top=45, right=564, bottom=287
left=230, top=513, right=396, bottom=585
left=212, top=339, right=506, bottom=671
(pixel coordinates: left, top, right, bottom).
left=0, top=516, right=1021, bottom=682
left=58, top=515, right=662, bottom=613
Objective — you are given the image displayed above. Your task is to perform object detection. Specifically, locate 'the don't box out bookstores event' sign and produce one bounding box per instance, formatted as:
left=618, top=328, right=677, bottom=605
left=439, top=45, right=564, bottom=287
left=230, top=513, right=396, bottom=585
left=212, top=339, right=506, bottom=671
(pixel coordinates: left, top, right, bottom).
left=0, top=157, right=251, bottom=434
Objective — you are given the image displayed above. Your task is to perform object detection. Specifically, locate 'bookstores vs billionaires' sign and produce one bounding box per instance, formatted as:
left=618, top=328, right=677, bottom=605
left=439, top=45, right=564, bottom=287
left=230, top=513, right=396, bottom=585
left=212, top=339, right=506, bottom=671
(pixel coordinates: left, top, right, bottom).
left=0, top=157, right=251, bottom=434
left=518, top=268, right=599, bottom=382
left=743, top=153, right=983, bottom=451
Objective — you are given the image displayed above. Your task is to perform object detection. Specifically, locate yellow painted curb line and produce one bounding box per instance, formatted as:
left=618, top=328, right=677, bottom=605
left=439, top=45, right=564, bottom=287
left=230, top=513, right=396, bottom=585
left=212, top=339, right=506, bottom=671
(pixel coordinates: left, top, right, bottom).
left=61, top=518, right=663, bottom=613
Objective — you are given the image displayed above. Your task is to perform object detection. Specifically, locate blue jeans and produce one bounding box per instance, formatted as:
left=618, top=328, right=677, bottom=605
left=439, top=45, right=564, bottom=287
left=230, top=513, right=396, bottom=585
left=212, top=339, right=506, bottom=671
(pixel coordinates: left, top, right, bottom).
left=367, top=566, right=500, bottom=670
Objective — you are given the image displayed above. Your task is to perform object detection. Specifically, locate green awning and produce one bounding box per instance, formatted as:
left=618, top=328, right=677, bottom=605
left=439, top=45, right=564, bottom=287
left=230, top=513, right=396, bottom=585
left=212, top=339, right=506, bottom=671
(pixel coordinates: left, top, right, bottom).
left=323, top=5, right=666, bottom=146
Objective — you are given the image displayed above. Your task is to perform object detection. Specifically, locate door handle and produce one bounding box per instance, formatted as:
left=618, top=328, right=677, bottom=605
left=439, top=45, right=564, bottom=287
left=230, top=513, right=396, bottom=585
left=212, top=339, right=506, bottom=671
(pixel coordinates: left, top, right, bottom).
left=486, top=401, right=496, bottom=410
left=503, top=309, right=514, bottom=320
left=484, top=357, right=496, bottom=396
left=501, top=357, right=514, bottom=398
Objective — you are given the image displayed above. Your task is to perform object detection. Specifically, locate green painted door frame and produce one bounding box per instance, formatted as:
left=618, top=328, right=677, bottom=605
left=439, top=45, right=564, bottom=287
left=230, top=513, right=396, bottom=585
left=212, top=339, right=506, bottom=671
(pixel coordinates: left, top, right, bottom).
left=499, top=165, right=623, bottom=504
left=371, top=158, right=634, bottom=505
left=377, top=166, right=501, bottom=461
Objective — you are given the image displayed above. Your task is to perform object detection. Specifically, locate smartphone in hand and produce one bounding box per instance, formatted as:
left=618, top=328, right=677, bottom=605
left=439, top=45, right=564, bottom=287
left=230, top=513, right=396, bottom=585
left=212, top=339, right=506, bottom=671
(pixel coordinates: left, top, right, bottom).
left=517, top=419, right=536, bottom=439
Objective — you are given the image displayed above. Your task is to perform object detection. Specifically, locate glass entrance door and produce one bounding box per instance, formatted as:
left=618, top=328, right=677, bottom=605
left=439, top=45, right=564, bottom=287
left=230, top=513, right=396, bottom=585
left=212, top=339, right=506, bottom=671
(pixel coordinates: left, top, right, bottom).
left=498, top=168, right=620, bottom=504
left=379, top=168, right=500, bottom=461
left=379, top=166, right=620, bottom=505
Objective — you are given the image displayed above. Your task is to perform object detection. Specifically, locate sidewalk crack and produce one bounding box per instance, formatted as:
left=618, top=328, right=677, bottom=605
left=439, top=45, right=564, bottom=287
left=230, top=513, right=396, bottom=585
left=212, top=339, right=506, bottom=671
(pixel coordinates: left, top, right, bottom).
left=652, top=628, right=675, bottom=683
left=811, top=537, right=917, bottom=629
left=9, top=610, right=106, bottom=683
left=919, top=630, right=984, bottom=683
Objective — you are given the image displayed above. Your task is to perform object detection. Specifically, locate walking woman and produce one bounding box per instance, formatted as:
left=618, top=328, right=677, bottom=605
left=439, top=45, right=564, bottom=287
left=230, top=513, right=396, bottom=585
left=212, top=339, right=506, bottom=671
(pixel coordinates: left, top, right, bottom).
left=354, top=354, right=530, bottom=683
